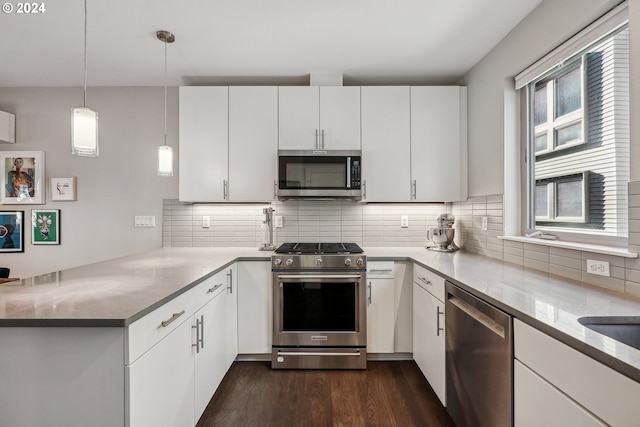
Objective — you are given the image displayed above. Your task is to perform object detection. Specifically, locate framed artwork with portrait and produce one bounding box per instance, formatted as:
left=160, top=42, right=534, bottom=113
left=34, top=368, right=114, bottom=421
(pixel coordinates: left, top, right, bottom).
left=0, top=210, right=24, bottom=253
left=1, top=151, right=45, bottom=204
left=32, top=209, right=60, bottom=245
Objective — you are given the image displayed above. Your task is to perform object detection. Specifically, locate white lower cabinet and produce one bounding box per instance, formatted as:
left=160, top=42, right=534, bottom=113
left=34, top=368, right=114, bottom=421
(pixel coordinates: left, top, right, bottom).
left=128, top=319, right=196, bottom=427
left=412, top=263, right=446, bottom=405
left=514, top=360, right=605, bottom=427
left=367, top=262, right=395, bottom=353
left=237, top=261, right=272, bottom=354
left=127, top=265, right=238, bottom=427
left=514, top=319, right=640, bottom=427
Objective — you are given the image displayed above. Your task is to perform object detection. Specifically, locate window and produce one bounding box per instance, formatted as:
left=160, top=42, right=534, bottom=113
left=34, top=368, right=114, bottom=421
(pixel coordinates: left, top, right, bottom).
left=525, top=25, right=629, bottom=240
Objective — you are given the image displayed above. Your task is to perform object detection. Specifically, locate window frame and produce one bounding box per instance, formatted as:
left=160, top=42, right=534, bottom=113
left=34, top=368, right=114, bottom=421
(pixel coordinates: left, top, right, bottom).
left=534, top=172, right=588, bottom=224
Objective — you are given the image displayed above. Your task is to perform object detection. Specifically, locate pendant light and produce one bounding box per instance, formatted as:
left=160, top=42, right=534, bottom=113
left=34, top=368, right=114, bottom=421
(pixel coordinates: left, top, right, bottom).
left=71, top=0, right=99, bottom=157
left=157, top=30, right=175, bottom=177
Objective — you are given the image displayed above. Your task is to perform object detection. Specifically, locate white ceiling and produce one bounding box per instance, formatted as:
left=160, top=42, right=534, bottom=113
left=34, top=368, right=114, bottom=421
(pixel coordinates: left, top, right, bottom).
left=1, top=0, right=542, bottom=87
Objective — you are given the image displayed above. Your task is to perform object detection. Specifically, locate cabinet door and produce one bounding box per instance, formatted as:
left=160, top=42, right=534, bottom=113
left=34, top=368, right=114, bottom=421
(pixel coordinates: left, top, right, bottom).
left=367, top=277, right=395, bottom=353
left=128, top=319, right=194, bottom=427
left=278, top=86, right=320, bottom=149
left=413, top=282, right=446, bottom=405
left=361, top=86, right=411, bottom=201
left=410, top=86, right=467, bottom=202
left=229, top=87, right=278, bottom=201
left=514, top=361, right=606, bottom=427
left=224, top=264, right=238, bottom=369
left=179, top=86, right=229, bottom=202
left=237, top=261, right=272, bottom=354
left=194, top=289, right=226, bottom=421
left=319, top=87, right=361, bottom=150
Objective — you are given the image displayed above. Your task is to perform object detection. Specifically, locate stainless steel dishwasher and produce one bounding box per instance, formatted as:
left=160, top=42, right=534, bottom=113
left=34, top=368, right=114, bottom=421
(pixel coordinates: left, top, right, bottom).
left=445, top=281, right=513, bottom=427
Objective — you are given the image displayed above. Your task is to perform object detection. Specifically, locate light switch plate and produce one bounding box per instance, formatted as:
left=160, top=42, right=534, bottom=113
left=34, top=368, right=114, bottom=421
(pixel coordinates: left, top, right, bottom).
left=401, top=215, right=409, bottom=228
left=202, top=215, right=210, bottom=228
left=275, top=216, right=283, bottom=228
left=134, top=215, right=155, bottom=228
left=482, top=216, right=488, bottom=231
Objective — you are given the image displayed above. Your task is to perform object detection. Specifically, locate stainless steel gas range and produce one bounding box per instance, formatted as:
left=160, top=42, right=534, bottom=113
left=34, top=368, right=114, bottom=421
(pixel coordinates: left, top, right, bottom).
left=271, top=242, right=367, bottom=369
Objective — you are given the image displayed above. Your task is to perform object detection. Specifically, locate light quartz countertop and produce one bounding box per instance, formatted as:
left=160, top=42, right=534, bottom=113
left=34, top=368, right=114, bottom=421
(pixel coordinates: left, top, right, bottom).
left=1, top=246, right=640, bottom=382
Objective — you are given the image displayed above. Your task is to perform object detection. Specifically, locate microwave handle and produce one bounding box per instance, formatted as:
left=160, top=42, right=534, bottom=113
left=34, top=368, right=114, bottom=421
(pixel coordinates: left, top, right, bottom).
left=347, top=157, right=351, bottom=189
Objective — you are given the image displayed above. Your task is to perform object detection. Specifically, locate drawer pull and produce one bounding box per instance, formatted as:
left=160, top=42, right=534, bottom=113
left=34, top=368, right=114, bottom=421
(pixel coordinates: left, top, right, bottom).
left=207, top=283, right=223, bottom=294
left=420, top=277, right=432, bottom=286
left=160, top=310, right=186, bottom=328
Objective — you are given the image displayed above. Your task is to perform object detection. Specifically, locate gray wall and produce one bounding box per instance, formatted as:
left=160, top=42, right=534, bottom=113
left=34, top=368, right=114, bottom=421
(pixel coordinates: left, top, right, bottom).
left=0, top=87, right=179, bottom=277
left=463, top=0, right=623, bottom=197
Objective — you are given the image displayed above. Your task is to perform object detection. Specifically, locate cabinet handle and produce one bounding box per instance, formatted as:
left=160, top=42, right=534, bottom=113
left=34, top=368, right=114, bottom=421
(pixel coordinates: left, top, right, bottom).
left=321, top=129, right=325, bottom=149
left=227, top=269, right=233, bottom=294
left=369, top=269, right=393, bottom=273
left=419, top=277, right=432, bottom=286
left=412, top=180, right=417, bottom=200
left=274, top=180, right=278, bottom=198
left=192, top=315, right=204, bottom=352
left=161, top=310, right=185, bottom=328
left=223, top=180, right=228, bottom=200
left=368, top=281, right=372, bottom=306
left=436, top=306, right=444, bottom=337
left=363, top=180, right=367, bottom=199
left=315, top=129, right=319, bottom=149
left=207, top=283, right=223, bottom=294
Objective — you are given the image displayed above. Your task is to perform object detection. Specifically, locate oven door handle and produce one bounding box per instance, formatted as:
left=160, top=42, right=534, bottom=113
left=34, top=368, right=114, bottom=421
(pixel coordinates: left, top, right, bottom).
left=277, top=274, right=362, bottom=280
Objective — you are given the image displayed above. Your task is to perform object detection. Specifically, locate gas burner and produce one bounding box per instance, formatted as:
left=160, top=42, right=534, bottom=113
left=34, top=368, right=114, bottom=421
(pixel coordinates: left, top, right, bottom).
left=274, top=242, right=364, bottom=255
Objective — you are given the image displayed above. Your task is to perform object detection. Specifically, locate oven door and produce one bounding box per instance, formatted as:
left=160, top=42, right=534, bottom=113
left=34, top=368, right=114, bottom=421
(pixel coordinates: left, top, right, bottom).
left=272, top=271, right=367, bottom=348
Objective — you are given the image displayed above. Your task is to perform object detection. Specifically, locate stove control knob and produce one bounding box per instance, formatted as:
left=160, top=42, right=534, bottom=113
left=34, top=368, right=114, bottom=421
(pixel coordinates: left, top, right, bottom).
left=315, top=258, right=323, bottom=266
left=286, top=258, right=294, bottom=266
left=273, top=258, right=282, bottom=266
left=344, top=258, right=352, bottom=266
left=356, top=258, right=364, bottom=266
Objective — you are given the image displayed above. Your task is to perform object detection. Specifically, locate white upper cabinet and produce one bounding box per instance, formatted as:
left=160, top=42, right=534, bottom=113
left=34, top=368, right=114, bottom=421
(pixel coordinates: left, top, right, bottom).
left=229, top=86, right=278, bottom=201
left=179, top=86, right=229, bottom=202
left=0, top=110, right=15, bottom=144
left=361, top=86, right=411, bottom=201
left=278, top=86, right=361, bottom=150
left=410, top=86, right=467, bottom=202
left=179, top=86, right=278, bottom=202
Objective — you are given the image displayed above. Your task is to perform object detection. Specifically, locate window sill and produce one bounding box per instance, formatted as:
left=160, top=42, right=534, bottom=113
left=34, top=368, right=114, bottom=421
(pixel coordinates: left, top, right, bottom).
left=498, top=236, right=637, bottom=258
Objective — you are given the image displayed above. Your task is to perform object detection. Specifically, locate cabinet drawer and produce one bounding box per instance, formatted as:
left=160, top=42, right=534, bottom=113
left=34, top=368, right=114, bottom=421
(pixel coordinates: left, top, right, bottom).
left=412, top=263, right=445, bottom=301
left=126, top=289, right=194, bottom=364
left=514, top=319, right=640, bottom=427
left=192, top=269, right=228, bottom=311
left=367, top=261, right=394, bottom=278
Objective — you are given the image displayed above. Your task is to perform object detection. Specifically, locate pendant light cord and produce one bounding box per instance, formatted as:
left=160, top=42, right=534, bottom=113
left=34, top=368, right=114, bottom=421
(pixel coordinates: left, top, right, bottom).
left=163, top=38, right=168, bottom=146
left=83, top=0, right=88, bottom=107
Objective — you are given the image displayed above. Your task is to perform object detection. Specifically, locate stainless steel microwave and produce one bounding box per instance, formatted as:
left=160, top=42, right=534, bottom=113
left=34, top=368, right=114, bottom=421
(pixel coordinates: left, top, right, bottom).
left=277, top=150, right=362, bottom=199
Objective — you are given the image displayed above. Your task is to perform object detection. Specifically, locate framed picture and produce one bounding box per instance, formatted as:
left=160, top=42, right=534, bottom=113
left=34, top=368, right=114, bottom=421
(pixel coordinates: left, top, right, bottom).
left=1, top=151, right=45, bottom=204
left=32, top=209, right=60, bottom=245
left=0, top=210, right=24, bottom=252
left=50, top=177, right=77, bottom=201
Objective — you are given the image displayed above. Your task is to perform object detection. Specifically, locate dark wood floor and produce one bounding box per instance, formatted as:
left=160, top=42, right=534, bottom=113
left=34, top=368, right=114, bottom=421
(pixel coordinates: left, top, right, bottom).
left=196, top=360, right=455, bottom=427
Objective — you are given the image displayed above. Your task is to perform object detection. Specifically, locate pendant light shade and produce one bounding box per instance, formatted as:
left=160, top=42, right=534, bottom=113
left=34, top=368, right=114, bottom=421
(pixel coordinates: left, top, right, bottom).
left=157, top=30, right=175, bottom=177
left=71, top=107, right=99, bottom=156
left=72, top=0, right=98, bottom=157
left=157, top=145, right=173, bottom=177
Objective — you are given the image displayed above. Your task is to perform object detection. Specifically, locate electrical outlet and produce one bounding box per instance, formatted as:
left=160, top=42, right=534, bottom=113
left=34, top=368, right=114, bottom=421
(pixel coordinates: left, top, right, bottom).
left=482, top=216, right=488, bottom=231
left=401, top=215, right=409, bottom=228
left=275, top=216, right=283, bottom=228
left=202, top=215, right=210, bottom=228
left=586, top=259, right=610, bottom=277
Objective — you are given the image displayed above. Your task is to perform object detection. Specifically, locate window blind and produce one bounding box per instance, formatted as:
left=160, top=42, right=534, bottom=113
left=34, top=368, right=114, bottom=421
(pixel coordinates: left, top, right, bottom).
left=514, top=2, right=628, bottom=90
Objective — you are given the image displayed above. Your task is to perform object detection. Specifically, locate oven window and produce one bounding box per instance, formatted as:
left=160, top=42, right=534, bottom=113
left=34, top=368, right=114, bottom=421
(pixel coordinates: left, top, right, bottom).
left=279, top=156, right=346, bottom=189
left=281, top=282, right=357, bottom=331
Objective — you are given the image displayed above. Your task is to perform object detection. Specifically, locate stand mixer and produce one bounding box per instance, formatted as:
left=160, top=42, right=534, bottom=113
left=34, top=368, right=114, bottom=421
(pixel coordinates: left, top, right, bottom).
left=427, top=213, right=458, bottom=252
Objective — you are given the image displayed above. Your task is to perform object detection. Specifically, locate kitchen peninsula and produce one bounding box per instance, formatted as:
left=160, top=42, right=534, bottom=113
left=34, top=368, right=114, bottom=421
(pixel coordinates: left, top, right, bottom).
left=1, top=246, right=640, bottom=427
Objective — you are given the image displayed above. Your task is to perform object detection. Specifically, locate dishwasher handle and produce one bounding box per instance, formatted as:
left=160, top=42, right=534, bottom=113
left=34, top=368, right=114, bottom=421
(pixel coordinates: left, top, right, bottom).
left=448, top=294, right=506, bottom=339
